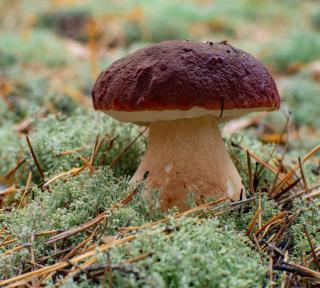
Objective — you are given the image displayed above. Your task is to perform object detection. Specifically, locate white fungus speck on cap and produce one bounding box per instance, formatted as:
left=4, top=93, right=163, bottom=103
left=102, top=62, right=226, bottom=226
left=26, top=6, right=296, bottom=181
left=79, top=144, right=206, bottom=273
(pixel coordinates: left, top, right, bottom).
left=164, top=163, right=173, bottom=174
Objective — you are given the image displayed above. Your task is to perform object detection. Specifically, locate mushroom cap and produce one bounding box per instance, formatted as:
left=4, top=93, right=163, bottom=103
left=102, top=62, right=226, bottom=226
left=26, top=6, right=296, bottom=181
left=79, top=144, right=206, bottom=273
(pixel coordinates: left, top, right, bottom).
left=92, top=40, right=280, bottom=124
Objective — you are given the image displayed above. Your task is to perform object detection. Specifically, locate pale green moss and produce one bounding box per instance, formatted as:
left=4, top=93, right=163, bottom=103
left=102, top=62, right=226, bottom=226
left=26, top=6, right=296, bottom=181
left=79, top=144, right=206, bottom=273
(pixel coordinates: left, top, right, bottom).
left=60, top=218, right=267, bottom=288
left=225, top=132, right=276, bottom=191
left=0, top=1, right=319, bottom=286
left=0, top=110, right=146, bottom=184
left=282, top=76, right=320, bottom=128
left=291, top=198, right=320, bottom=263
left=0, top=123, right=22, bottom=177
left=0, top=30, right=70, bottom=67
left=0, top=168, right=159, bottom=278
left=264, top=31, right=320, bottom=72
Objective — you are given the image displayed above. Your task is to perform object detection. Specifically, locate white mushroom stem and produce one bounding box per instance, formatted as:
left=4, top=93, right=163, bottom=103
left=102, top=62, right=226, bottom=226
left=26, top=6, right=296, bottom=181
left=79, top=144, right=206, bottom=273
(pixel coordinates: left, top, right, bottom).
left=131, top=115, right=244, bottom=211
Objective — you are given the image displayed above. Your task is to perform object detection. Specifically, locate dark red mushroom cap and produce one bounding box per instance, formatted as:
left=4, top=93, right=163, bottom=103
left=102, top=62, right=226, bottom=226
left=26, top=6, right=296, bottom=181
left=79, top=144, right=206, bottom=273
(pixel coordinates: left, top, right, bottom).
left=92, top=40, right=280, bottom=123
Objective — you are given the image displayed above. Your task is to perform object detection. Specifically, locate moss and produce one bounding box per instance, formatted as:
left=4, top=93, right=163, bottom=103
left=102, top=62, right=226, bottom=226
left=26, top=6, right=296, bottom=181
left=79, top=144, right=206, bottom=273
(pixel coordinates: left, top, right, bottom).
left=0, top=168, right=160, bottom=278
left=60, top=218, right=266, bottom=288
left=0, top=30, right=70, bottom=67
left=2, top=73, right=80, bottom=124
left=36, top=8, right=91, bottom=41
left=0, top=123, right=22, bottom=177
left=4, top=169, right=146, bottom=236
left=224, top=193, right=280, bottom=232
left=0, top=1, right=319, bottom=286
left=225, top=132, right=276, bottom=191
left=0, top=99, right=15, bottom=124
left=311, top=7, right=320, bottom=30
left=291, top=198, right=320, bottom=265
left=282, top=75, right=320, bottom=128
left=0, top=110, right=146, bottom=184
left=264, top=31, right=320, bottom=72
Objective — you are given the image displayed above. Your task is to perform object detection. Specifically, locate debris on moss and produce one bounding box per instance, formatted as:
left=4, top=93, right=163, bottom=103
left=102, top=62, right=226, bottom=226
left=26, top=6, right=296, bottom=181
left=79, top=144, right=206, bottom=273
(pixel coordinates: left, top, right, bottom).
left=0, top=0, right=320, bottom=287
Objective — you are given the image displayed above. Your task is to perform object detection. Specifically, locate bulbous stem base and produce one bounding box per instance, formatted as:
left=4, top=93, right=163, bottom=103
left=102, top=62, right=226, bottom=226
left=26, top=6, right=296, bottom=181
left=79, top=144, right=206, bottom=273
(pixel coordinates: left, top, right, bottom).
left=131, top=116, right=244, bottom=211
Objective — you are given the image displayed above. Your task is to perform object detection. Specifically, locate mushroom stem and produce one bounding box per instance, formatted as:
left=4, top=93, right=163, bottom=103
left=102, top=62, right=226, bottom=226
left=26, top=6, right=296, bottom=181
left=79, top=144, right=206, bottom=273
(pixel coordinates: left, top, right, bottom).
left=131, top=115, right=244, bottom=211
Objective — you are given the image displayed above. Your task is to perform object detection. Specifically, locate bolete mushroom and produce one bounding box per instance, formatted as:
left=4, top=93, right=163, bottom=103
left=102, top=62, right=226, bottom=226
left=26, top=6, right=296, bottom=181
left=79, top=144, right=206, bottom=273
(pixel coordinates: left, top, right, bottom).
left=92, top=40, right=280, bottom=211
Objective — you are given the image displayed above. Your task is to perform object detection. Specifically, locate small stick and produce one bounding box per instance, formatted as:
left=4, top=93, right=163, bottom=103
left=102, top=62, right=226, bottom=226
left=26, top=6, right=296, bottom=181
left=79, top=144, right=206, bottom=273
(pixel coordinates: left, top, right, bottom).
left=89, top=135, right=100, bottom=165
left=280, top=250, right=289, bottom=288
left=274, top=262, right=320, bottom=281
left=299, top=157, right=310, bottom=199
left=270, top=148, right=288, bottom=197
left=0, top=186, right=17, bottom=197
left=29, top=232, right=37, bottom=287
left=246, top=208, right=260, bottom=236
left=255, top=211, right=291, bottom=237
left=303, top=188, right=320, bottom=200
left=126, top=252, right=153, bottom=264
left=252, top=234, right=264, bottom=263
left=195, top=197, right=257, bottom=219
left=2, top=243, right=31, bottom=256
left=43, top=166, right=85, bottom=187
left=107, top=252, right=112, bottom=288
left=230, top=196, right=257, bottom=206
left=0, top=238, right=17, bottom=247
left=262, top=240, right=286, bottom=257
left=46, top=175, right=148, bottom=245
left=36, top=247, right=73, bottom=263
left=0, top=235, right=138, bottom=287
left=275, top=145, right=320, bottom=193
left=46, top=212, right=107, bottom=245
left=61, top=227, right=98, bottom=261
left=0, top=226, right=6, bottom=238
left=116, top=171, right=148, bottom=207
left=18, top=171, right=32, bottom=209
left=26, top=136, right=45, bottom=180
left=35, top=230, right=60, bottom=237
left=269, top=253, right=274, bottom=288
left=4, top=158, right=26, bottom=179
left=247, top=150, right=279, bottom=175
left=55, top=147, right=86, bottom=157
left=260, top=220, right=283, bottom=241
left=200, top=195, right=215, bottom=218
left=277, top=185, right=320, bottom=206
left=79, top=157, right=94, bottom=174
left=66, top=260, right=92, bottom=277
left=246, top=150, right=254, bottom=195
left=99, top=135, right=119, bottom=166
left=90, top=134, right=110, bottom=166
left=109, top=128, right=147, bottom=168
left=303, top=224, right=320, bottom=270
left=258, top=190, right=262, bottom=229
left=273, top=177, right=302, bottom=200
left=270, top=166, right=282, bottom=199
left=272, top=211, right=301, bottom=243
left=253, top=162, right=260, bottom=193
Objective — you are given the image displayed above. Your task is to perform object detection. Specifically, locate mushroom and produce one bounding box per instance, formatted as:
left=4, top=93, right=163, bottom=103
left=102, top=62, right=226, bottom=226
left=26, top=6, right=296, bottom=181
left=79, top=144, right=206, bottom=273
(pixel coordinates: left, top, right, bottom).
left=92, top=40, right=280, bottom=211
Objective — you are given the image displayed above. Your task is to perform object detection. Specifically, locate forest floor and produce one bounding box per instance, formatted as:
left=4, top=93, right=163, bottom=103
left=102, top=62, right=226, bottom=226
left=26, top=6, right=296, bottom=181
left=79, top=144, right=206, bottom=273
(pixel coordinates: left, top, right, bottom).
left=0, top=0, right=320, bottom=287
